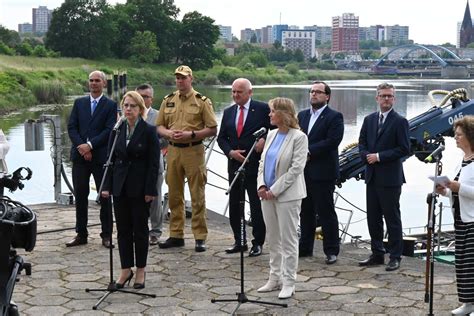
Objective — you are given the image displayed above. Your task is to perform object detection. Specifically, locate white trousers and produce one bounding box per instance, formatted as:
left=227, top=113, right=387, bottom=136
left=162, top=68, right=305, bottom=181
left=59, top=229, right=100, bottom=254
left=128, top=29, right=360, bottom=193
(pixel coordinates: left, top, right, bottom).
left=261, top=198, right=301, bottom=286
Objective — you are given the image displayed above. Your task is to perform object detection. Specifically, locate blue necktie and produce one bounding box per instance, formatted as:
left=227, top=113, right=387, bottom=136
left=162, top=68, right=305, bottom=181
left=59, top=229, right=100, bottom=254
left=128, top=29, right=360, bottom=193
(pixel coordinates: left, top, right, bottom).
left=91, top=100, right=98, bottom=114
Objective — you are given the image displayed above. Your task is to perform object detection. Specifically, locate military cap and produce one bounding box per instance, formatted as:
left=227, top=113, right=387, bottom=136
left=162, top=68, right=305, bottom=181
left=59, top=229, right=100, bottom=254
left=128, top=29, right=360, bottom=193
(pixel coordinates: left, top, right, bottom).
left=175, top=65, right=193, bottom=77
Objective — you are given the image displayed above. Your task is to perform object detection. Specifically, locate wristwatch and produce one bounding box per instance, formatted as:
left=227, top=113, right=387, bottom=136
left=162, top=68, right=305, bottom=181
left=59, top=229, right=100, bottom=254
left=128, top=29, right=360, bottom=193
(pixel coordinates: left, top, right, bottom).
left=191, top=130, right=196, bottom=139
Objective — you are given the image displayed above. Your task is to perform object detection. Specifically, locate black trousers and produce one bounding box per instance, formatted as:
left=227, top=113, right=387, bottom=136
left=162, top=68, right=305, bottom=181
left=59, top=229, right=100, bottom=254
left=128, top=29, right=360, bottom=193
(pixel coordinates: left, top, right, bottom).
left=114, top=196, right=150, bottom=269
left=228, top=167, right=266, bottom=246
left=300, top=179, right=340, bottom=256
left=366, top=183, right=403, bottom=260
left=72, top=161, right=111, bottom=238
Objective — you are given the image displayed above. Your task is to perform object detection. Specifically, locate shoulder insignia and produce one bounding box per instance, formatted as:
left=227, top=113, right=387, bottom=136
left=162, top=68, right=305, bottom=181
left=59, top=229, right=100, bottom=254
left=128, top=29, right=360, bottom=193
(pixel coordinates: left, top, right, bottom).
left=163, top=92, right=175, bottom=100
left=195, top=93, right=208, bottom=102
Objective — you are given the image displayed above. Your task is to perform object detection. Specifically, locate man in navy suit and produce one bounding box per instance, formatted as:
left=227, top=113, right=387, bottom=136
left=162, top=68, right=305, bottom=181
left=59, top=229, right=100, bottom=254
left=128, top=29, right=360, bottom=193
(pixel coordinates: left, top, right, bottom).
left=298, top=81, right=344, bottom=264
left=217, top=78, right=271, bottom=257
left=358, top=82, right=410, bottom=271
left=66, top=70, right=117, bottom=248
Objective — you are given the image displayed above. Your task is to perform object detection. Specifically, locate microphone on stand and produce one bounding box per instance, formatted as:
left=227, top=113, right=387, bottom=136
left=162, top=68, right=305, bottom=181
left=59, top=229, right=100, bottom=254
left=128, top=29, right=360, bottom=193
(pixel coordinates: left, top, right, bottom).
left=424, top=144, right=445, bottom=162
left=113, top=116, right=126, bottom=131
left=253, top=127, right=267, bottom=138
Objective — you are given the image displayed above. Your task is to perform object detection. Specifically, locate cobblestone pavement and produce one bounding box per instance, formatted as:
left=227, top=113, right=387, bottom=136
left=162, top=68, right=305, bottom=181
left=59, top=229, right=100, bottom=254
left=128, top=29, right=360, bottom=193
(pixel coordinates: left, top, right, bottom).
left=9, top=202, right=459, bottom=315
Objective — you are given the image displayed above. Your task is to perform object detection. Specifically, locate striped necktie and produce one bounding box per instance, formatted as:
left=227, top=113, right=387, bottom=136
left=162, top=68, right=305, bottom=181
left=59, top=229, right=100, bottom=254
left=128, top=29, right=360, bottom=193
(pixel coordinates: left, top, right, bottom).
left=377, top=113, right=384, bottom=134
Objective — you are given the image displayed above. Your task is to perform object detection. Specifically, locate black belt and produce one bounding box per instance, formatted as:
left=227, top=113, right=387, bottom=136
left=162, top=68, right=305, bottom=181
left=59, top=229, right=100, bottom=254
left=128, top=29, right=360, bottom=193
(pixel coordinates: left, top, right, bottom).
left=169, top=140, right=202, bottom=148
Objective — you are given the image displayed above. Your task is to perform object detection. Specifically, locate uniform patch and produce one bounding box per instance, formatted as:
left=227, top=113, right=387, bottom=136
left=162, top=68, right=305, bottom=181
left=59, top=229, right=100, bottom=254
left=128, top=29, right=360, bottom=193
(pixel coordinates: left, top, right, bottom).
left=166, top=102, right=175, bottom=108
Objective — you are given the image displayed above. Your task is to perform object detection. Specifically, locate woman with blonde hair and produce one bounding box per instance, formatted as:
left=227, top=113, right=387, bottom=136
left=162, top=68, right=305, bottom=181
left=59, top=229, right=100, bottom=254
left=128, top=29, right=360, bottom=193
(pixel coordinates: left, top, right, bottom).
left=256, top=97, right=308, bottom=299
left=102, top=91, right=160, bottom=289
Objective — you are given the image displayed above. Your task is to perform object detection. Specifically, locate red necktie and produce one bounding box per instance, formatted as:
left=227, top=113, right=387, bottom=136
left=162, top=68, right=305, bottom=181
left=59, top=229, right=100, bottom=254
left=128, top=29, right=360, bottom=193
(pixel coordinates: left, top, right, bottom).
left=237, top=105, right=245, bottom=138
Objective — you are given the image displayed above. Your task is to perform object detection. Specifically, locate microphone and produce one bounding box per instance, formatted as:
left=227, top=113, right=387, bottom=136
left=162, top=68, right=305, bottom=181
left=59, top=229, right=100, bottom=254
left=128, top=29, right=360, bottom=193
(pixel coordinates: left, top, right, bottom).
left=253, top=127, right=267, bottom=138
left=424, top=144, right=445, bottom=162
left=252, top=127, right=267, bottom=138
left=113, top=116, right=126, bottom=131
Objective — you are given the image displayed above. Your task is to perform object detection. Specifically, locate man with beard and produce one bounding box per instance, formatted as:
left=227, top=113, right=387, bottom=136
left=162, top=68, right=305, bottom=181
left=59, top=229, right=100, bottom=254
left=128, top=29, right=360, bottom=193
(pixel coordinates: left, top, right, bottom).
left=297, top=81, right=344, bottom=264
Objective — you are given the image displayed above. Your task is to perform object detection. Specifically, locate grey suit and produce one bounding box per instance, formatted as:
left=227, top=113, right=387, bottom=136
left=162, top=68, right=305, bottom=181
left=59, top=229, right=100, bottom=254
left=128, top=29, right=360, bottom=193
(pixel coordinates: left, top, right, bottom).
left=146, top=107, right=166, bottom=238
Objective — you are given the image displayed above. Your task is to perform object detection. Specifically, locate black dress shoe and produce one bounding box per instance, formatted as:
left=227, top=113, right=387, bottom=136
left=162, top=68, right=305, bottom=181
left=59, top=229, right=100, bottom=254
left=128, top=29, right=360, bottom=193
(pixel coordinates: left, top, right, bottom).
left=158, top=237, right=185, bottom=249
left=225, top=244, right=248, bottom=254
left=325, top=255, right=337, bottom=265
left=249, top=245, right=262, bottom=257
left=385, top=259, right=401, bottom=271
left=298, top=250, right=313, bottom=258
left=115, top=270, right=134, bottom=289
left=195, top=239, right=206, bottom=252
left=102, top=237, right=114, bottom=249
left=358, top=255, right=385, bottom=266
left=65, top=235, right=87, bottom=247
left=133, top=272, right=146, bottom=289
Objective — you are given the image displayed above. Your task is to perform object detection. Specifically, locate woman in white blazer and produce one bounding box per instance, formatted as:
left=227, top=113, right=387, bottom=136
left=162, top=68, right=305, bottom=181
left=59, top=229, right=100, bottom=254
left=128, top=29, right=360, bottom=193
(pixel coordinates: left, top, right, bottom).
left=436, top=116, right=474, bottom=315
left=256, top=97, right=308, bottom=299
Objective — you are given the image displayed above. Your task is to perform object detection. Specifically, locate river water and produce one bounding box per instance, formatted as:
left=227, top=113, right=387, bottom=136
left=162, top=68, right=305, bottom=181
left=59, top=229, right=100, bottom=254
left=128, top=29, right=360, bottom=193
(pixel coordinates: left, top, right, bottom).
left=2, top=79, right=473, bottom=239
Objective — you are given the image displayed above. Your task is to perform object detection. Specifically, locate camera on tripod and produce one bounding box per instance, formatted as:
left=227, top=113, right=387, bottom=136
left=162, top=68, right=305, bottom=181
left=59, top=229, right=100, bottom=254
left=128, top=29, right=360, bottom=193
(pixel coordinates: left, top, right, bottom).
left=0, top=168, right=36, bottom=316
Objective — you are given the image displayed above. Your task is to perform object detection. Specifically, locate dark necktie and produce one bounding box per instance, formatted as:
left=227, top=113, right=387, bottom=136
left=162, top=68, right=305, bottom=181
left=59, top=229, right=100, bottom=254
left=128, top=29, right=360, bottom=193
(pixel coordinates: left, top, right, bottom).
left=237, top=105, right=245, bottom=138
left=91, top=99, right=98, bottom=114
left=377, top=113, right=384, bottom=134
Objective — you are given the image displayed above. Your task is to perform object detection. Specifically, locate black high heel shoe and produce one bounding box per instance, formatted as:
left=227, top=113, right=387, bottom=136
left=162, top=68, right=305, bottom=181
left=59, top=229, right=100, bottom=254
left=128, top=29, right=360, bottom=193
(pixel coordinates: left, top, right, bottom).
left=115, top=270, right=134, bottom=289
left=133, top=272, right=146, bottom=289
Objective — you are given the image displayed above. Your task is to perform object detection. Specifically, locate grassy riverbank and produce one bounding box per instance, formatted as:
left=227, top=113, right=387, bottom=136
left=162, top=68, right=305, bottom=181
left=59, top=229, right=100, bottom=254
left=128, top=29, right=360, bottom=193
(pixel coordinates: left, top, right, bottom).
left=0, top=55, right=370, bottom=114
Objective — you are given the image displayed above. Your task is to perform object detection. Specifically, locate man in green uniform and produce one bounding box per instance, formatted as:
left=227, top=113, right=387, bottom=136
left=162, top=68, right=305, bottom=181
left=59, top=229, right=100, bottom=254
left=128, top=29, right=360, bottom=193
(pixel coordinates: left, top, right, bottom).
left=157, top=65, right=217, bottom=252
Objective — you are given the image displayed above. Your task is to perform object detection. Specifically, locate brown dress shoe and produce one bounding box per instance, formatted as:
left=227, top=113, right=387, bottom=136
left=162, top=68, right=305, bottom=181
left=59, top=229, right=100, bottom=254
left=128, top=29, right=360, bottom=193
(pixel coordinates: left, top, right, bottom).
left=66, top=235, right=87, bottom=247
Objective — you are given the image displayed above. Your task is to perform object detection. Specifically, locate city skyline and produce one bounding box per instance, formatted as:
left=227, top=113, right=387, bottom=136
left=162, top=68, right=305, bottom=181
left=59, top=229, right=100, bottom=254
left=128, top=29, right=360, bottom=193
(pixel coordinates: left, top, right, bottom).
left=0, top=0, right=469, bottom=45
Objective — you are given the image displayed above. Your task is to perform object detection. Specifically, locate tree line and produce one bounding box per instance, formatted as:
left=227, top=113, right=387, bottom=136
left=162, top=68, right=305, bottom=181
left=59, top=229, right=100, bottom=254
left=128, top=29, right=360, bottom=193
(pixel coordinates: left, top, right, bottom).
left=0, top=0, right=221, bottom=70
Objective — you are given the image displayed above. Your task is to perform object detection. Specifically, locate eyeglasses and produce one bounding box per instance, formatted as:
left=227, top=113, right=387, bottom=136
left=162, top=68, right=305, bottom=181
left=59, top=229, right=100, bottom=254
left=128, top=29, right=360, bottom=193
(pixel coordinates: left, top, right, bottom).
left=140, top=95, right=152, bottom=99
left=378, top=94, right=394, bottom=99
left=309, top=89, right=326, bottom=95
left=123, top=103, right=138, bottom=108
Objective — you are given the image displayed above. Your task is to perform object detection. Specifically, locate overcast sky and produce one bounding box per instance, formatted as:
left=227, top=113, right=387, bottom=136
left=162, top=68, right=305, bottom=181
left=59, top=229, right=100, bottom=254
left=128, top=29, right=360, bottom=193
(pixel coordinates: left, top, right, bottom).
left=0, top=0, right=469, bottom=45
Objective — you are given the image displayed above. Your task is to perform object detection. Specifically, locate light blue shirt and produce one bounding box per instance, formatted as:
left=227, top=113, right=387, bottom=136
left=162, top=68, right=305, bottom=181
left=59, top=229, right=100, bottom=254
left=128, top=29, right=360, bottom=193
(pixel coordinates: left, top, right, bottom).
left=264, top=132, right=287, bottom=187
left=307, top=104, right=327, bottom=133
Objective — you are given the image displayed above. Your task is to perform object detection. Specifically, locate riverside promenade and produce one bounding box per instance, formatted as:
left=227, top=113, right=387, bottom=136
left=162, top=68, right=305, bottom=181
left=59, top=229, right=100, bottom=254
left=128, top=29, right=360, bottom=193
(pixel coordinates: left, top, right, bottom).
left=11, top=202, right=460, bottom=315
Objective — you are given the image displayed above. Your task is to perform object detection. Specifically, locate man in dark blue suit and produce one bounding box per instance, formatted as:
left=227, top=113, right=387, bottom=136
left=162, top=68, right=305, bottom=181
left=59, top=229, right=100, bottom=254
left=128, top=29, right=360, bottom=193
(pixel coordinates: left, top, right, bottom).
left=217, top=78, right=271, bottom=257
left=298, top=81, right=344, bottom=264
left=358, top=82, right=410, bottom=271
left=66, top=70, right=117, bottom=248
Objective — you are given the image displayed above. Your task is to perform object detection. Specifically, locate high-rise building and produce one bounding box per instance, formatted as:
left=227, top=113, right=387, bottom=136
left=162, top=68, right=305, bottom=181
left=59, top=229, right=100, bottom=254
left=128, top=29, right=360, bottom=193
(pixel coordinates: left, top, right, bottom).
left=218, top=25, right=232, bottom=42
left=282, top=29, right=316, bottom=60
left=240, top=28, right=255, bottom=43
left=359, top=27, right=370, bottom=42
left=332, top=13, right=359, bottom=52
left=260, top=25, right=273, bottom=44
left=384, top=25, right=409, bottom=44
left=304, top=25, right=332, bottom=44
left=18, top=23, right=33, bottom=34
left=368, top=25, right=385, bottom=42
left=460, top=1, right=474, bottom=47
left=272, top=24, right=289, bottom=44
left=32, top=6, right=52, bottom=33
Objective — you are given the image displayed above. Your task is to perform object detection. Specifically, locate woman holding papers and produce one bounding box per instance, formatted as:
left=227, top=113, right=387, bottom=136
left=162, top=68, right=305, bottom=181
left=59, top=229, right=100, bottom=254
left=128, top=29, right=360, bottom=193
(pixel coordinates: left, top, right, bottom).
left=436, top=116, right=474, bottom=315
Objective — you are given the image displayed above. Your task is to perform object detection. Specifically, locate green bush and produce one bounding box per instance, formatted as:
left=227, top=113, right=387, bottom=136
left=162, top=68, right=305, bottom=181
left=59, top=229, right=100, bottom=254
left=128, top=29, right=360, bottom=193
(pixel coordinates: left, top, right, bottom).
left=285, top=63, right=299, bottom=76
left=30, top=80, right=66, bottom=104
left=0, top=42, right=15, bottom=55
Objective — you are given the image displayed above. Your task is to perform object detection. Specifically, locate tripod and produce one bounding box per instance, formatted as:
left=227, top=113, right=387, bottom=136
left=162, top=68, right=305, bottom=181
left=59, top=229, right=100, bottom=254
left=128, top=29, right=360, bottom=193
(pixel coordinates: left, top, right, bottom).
left=211, top=135, right=287, bottom=314
left=85, top=123, right=155, bottom=310
left=424, top=156, right=442, bottom=316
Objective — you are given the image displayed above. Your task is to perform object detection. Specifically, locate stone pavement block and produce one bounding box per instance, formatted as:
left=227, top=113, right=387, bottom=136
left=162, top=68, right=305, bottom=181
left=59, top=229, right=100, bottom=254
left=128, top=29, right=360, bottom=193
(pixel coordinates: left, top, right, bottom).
left=9, top=202, right=460, bottom=314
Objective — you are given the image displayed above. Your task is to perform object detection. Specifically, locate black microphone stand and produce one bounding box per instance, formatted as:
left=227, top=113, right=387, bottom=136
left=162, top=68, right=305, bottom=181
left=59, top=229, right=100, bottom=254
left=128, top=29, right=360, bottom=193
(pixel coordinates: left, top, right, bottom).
left=211, top=133, right=287, bottom=314
left=424, top=155, right=442, bottom=316
left=85, top=123, right=156, bottom=310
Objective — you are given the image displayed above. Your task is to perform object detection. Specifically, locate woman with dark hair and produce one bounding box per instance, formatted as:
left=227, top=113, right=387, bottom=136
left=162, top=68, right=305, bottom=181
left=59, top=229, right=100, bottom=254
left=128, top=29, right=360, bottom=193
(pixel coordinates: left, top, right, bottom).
left=256, top=97, right=308, bottom=299
left=436, top=115, right=474, bottom=315
left=102, top=91, right=159, bottom=289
